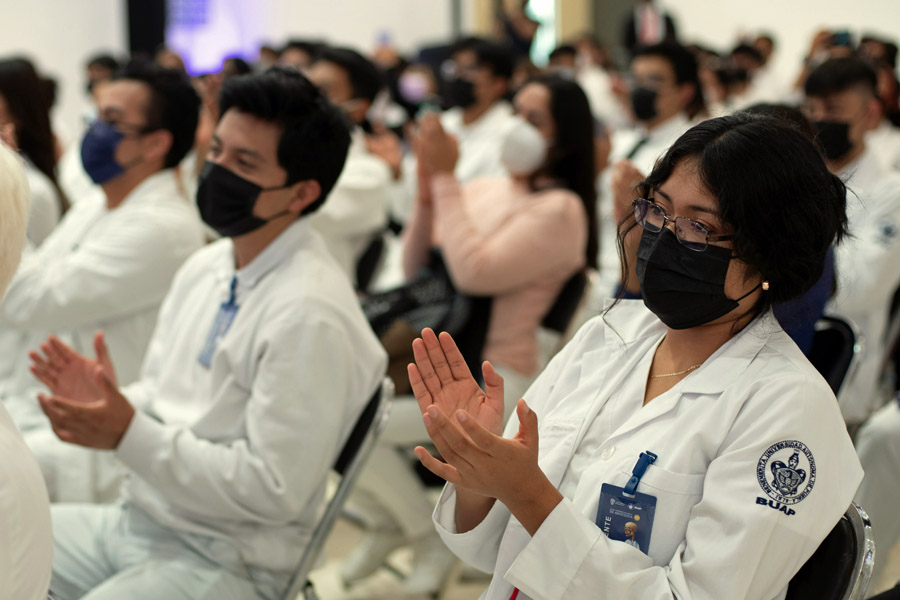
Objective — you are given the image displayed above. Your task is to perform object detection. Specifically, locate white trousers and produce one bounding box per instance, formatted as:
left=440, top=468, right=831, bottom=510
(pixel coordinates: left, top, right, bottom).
left=50, top=503, right=289, bottom=600
left=854, top=400, right=900, bottom=586
left=351, top=364, right=536, bottom=541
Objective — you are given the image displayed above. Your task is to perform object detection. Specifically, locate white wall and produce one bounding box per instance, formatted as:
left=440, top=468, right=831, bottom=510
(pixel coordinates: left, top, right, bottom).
left=661, top=0, right=900, bottom=93
left=0, top=0, right=127, bottom=148
left=167, top=0, right=478, bottom=74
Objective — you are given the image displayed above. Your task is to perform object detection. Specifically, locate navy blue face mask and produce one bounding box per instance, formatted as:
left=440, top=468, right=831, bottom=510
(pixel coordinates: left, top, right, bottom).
left=80, top=119, right=143, bottom=184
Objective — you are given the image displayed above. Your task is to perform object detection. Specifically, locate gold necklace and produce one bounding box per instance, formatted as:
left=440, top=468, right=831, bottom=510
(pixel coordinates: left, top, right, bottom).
left=649, top=363, right=702, bottom=378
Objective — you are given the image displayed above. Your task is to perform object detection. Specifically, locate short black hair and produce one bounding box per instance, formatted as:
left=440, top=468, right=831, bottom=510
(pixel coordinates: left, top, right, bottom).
left=805, top=56, right=878, bottom=98
left=315, top=46, right=383, bottom=102
left=282, top=39, right=324, bottom=59
left=113, top=61, right=200, bottom=169
left=742, top=103, right=816, bottom=141
left=87, top=53, right=119, bottom=72
left=548, top=45, right=577, bottom=62
left=731, top=43, right=764, bottom=64
left=217, top=67, right=351, bottom=215
left=452, top=37, right=515, bottom=79
left=624, top=113, right=847, bottom=315
left=222, top=56, right=252, bottom=77
left=632, top=42, right=705, bottom=119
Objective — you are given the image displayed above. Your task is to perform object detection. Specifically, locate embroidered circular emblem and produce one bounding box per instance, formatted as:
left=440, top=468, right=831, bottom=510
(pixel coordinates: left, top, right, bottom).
left=757, top=440, right=816, bottom=505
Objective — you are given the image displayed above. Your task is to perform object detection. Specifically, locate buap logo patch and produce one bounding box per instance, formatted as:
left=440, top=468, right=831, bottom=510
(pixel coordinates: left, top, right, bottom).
left=757, top=440, right=816, bottom=508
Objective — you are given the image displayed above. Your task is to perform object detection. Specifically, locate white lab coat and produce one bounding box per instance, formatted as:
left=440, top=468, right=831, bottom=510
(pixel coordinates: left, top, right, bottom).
left=828, top=148, right=900, bottom=423
left=22, top=161, right=61, bottom=247
left=113, top=219, right=387, bottom=573
left=0, top=169, right=205, bottom=501
left=0, top=402, right=52, bottom=600
left=866, top=119, right=900, bottom=173
left=596, top=114, right=691, bottom=295
left=434, top=301, right=863, bottom=600
left=308, top=128, right=391, bottom=281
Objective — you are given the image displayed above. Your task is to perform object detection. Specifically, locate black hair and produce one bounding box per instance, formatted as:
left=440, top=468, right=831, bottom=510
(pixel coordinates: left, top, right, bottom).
left=731, top=43, right=764, bottom=65
left=315, top=47, right=384, bottom=102
left=113, top=61, right=200, bottom=169
left=222, top=56, right=252, bottom=77
left=805, top=56, right=878, bottom=98
left=452, top=37, right=515, bottom=79
left=86, top=53, right=120, bottom=73
left=860, top=35, right=898, bottom=69
left=617, top=113, right=847, bottom=319
left=217, top=67, right=351, bottom=215
left=632, top=43, right=706, bottom=119
left=0, top=58, right=68, bottom=214
left=282, top=39, right=324, bottom=60
left=548, top=45, right=577, bottom=62
left=525, top=74, right=598, bottom=270
left=742, top=103, right=816, bottom=141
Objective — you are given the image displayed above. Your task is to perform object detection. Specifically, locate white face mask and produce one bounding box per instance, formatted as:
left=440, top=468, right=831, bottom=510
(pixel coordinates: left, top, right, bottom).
left=500, top=116, right=548, bottom=176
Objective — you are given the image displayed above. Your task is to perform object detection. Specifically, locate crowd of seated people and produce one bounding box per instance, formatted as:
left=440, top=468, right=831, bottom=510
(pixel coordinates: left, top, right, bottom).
left=2, top=5, right=900, bottom=599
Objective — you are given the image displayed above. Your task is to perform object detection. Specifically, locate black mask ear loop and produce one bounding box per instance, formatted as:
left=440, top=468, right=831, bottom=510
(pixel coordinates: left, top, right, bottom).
left=731, top=281, right=766, bottom=303
left=256, top=183, right=295, bottom=221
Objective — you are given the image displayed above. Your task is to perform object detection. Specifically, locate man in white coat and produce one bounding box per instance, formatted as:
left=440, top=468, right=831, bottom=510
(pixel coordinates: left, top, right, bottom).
left=1, top=62, right=205, bottom=501
left=32, top=67, right=386, bottom=600
left=804, top=57, right=900, bottom=587
left=387, top=38, right=517, bottom=224
left=307, top=46, right=392, bottom=285
left=0, top=142, right=53, bottom=600
left=597, top=43, right=702, bottom=297
left=803, top=57, right=900, bottom=424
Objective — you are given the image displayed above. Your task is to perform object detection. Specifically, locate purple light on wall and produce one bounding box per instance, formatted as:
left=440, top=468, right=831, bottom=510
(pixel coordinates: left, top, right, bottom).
left=166, top=0, right=262, bottom=75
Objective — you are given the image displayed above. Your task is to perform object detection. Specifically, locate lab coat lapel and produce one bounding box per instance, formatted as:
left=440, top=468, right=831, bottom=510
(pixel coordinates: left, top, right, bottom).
left=601, top=310, right=776, bottom=443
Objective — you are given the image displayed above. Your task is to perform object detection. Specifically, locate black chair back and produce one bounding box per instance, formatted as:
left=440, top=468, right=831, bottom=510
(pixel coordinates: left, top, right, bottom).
left=786, top=515, right=857, bottom=600
left=541, top=271, right=588, bottom=334
left=785, top=503, right=874, bottom=600
left=355, top=234, right=386, bottom=294
left=807, top=316, right=858, bottom=395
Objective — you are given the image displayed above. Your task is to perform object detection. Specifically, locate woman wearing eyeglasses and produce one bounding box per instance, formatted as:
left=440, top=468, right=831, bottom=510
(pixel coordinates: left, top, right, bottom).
left=408, top=113, right=863, bottom=600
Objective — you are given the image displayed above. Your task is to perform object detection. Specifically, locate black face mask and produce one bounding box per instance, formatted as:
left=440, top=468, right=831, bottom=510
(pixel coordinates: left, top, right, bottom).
left=636, top=228, right=755, bottom=329
left=631, top=86, right=658, bottom=122
left=443, top=77, right=477, bottom=109
left=196, top=162, right=291, bottom=238
left=813, top=120, right=853, bottom=161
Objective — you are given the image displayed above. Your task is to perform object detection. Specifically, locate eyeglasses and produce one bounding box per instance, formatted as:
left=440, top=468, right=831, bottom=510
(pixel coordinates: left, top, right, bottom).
left=632, top=197, right=734, bottom=252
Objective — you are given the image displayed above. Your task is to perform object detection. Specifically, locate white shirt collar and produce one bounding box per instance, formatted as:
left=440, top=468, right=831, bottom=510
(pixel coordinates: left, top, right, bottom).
left=227, top=218, right=314, bottom=291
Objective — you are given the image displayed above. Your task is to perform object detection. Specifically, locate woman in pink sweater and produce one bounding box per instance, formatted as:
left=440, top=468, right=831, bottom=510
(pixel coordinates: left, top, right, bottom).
left=404, top=74, right=597, bottom=401
left=343, top=75, right=598, bottom=596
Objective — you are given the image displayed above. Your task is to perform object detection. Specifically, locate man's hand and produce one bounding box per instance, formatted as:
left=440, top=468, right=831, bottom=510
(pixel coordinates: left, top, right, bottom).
left=38, top=366, right=135, bottom=450
left=610, top=159, right=645, bottom=224
left=365, top=123, right=404, bottom=180
left=412, top=112, right=459, bottom=175
left=29, top=332, right=118, bottom=402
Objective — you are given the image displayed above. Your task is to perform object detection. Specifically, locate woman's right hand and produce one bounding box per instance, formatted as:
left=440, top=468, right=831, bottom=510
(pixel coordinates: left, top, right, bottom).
left=408, top=328, right=505, bottom=438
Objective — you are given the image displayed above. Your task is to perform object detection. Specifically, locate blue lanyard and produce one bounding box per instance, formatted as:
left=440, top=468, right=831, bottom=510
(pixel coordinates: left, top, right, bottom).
left=197, top=276, right=240, bottom=368
left=623, top=451, right=658, bottom=496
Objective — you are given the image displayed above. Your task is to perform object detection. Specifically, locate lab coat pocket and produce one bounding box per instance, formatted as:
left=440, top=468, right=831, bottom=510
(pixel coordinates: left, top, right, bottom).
left=622, top=466, right=705, bottom=564
left=537, top=417, right=581, bottom=486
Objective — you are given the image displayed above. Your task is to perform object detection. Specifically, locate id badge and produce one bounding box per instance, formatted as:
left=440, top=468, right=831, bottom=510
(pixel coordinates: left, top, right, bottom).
left=596, top=483, right=657, bottom=555
left=197, top=301, right=239, bottom=368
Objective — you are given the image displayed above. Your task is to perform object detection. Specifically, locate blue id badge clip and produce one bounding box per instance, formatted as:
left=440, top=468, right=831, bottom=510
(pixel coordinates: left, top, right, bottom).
left=197, top=276, right=239, bottom=368
left=596, top=451, right=658, bottom=555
